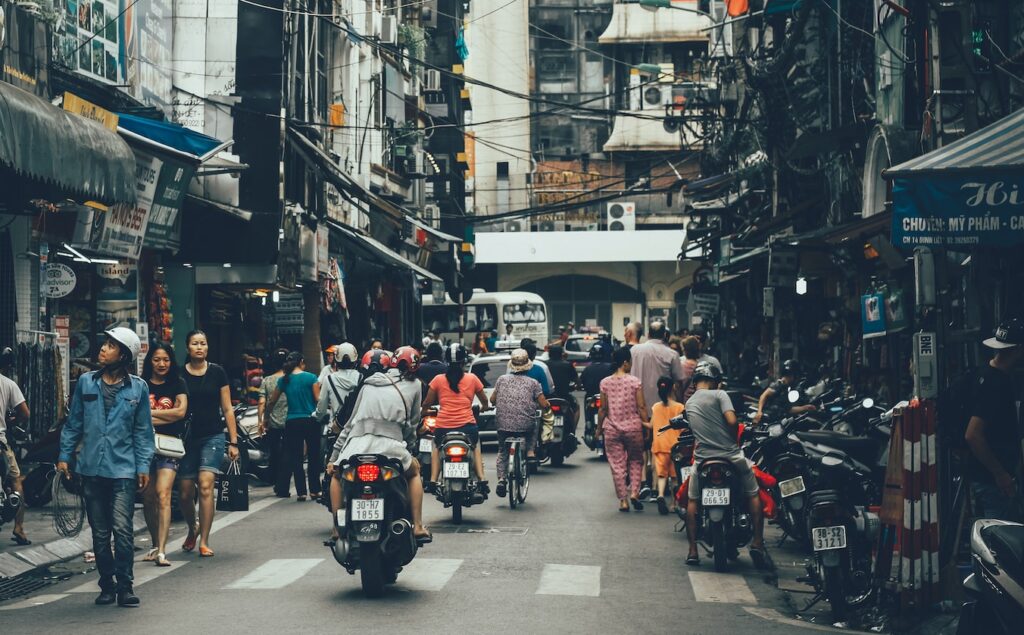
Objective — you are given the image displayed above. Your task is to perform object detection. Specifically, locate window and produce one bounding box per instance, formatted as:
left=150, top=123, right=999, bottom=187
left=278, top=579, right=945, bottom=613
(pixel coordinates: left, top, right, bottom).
left=470, top=360, right=511, bottom=389
left=503, top=303, right=547, bottom=324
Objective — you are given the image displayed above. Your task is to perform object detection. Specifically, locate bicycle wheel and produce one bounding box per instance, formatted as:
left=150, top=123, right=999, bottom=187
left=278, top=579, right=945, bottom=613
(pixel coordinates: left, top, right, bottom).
left=508, top=441, right=518, bottom=510
left=517, top=445, right=529, bottom=504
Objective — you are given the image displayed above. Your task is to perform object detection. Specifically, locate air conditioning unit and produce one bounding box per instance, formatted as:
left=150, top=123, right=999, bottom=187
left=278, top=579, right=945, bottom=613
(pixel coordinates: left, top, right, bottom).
left=379, top=16, right=397, bottom=45
left=424, top=69, right=442, bottom=92
left=539, top=220, right=557, bottom=232
left=606, top=202, right=636, bottom=231
left=505, top=219, right=529, bottom=232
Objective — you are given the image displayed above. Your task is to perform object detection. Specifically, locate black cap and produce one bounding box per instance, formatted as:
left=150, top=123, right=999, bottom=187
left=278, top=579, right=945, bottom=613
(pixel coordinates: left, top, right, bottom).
left=984, top=318, right=1024, bottom=350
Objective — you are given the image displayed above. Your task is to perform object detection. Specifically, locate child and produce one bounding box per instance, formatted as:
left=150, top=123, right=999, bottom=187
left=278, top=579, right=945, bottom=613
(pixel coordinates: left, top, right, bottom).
left=650, top=375, right=685, bottom=515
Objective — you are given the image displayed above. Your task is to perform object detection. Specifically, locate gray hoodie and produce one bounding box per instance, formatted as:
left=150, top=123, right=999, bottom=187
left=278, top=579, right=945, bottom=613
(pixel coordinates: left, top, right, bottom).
left=330, top=370, right=422, bottom=463
left=314, top=368, right=362, bottom=422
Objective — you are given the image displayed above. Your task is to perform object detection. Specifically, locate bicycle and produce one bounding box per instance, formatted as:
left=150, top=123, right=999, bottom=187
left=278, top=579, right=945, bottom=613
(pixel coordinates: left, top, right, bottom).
left=504, top=435, right=530, bottom=509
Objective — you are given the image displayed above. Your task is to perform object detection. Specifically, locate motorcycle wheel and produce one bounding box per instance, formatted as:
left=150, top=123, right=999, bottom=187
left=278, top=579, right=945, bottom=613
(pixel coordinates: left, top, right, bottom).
left=549, top=448, right=564, bottom=467
left=822, top=565, right=848, bottom=623
left=712, top=523, right=728, bottom=572
left=359, top=548, right=387, bottom=598
left=452, top=500, right=463, bottom=524
left=22, top=468, right=54, bottom=508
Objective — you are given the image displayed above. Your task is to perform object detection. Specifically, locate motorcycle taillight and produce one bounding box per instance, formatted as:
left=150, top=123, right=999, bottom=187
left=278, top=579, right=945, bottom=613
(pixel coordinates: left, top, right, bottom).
left=708, top=466, right=725, bottom=483
left=356, top=464, right=381, bottom=482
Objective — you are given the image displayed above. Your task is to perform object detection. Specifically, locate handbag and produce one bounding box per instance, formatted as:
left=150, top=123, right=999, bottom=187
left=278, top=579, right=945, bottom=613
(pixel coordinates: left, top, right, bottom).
left=154, top=433, right=186, bottom=459
left=216, top=460, right=249, bottom=512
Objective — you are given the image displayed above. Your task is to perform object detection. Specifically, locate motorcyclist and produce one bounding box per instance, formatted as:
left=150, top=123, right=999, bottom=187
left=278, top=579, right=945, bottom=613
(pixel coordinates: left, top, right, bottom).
left=580, top=342, right=613, bottom=397
left=545, top=344, right=580, bottom=429
left=415, top=342, right=448, bottom=398
left=326, top=348, right=430, bottom=542
left=753, top=359, right=817, bottom=424
left=314, top=343, right=361, bottom=429
left=684, top=362, right=771, bottom=569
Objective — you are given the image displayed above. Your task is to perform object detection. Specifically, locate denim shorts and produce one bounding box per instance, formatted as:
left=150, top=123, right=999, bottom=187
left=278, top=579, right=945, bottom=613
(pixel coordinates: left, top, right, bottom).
left=151, top=456, right=180, bottom=472
left=177, top=434, right=226, bottom=480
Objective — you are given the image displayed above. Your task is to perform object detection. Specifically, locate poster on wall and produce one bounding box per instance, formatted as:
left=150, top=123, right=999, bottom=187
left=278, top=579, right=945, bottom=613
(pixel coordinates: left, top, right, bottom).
left=96, top=262, right=138, bottom=332
left=861, top=292, right=887, bottom=339
left=51, top=0, right=126, bottom=85
left=885, top=288, right=909, bottom=333
left=143, top=154, right=196, bottom=252
left=136, top=0, right=172, bottom=114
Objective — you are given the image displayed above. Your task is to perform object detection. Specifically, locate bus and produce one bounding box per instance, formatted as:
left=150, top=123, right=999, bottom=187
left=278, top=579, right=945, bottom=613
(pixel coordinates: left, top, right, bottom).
left=422, top=291, right=549, bottom=347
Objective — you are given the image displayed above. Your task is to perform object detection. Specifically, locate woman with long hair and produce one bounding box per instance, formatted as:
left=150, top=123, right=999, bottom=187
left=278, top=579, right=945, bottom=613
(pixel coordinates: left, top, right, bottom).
left=179, top=330, right=239, bottom=557
left=265, top=351, right=322, bottom=502
left=596, top=347, right=651, bottom=512
left=258, top=348, right=291, bottom=497
left=140, top=343, right=187, bottom=567
left=472, top=332, right=489, bottom=355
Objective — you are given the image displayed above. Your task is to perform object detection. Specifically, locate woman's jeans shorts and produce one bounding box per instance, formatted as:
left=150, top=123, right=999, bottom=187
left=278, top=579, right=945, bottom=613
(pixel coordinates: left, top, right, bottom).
left=178, top=434, right=226, bottom=480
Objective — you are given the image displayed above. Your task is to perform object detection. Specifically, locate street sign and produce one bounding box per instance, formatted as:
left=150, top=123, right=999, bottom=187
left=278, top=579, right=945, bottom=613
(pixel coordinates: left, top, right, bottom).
left=44, top=263, right=77, bottom=298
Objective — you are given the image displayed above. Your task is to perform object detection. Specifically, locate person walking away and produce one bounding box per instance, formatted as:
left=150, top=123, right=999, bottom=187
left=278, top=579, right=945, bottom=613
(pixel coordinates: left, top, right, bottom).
left=486, top=330, right=498, bottom=352
left=651, top=376, right=685, bottom=515
left=520, top=339, right=553, bottom=396
left=179, top=330, right=240, bottom=558
left=965, top=319, right=1024, bottom=521
left=318, top=345, right=338, bottom=384
left=684, top=362, right=770, bottom=568
left=680, top=336, right=701, bottom=401
left=327, top=348, right=431, bottom=541
left=623, top=322, right=643, bottom=351
left=492, top=349, right=549, bottom=498
left=416, top=342, right=448, bottom=397
left=546, top=344, right=580, bottom=429
left=57, top=328, right=153, bottom=606
left=266, top=352, right=322, bottom=502
left=753, top=360, right=816, bottom=424
left=0, top=347, right=31, bottom=545
left=259, top=348, right=290, bottom=497
left=140, top=344, right=188, bottom=567
left=596, top=348, right=651, bottom=512
left=422, top=343, right=490, bottom=495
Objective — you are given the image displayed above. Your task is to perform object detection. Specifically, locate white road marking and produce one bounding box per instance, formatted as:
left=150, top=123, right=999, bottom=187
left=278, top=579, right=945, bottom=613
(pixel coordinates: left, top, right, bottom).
left=225, top=558, right=323, bottom=590
left=536, top=564, right=601, bottom=597
left=688, top=571, right=758, bottom=604
left=69, top=496, right=284, bottom=593
left=395, top=558, right=463, bottom=592
left=0, top=594, right=70, bottom=611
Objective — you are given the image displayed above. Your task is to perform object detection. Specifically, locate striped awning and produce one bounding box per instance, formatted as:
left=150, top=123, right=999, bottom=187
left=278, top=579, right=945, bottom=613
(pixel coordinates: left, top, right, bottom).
left=884, top=108, right=1024, bottom=177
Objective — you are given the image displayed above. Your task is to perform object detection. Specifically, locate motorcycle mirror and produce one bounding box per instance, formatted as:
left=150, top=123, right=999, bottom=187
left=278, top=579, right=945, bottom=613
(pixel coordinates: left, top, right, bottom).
left=787, top=389, right=801, bottom=404
left=768, top=424, right=783, bottom=438
left=862, top=398, right=875, bottom=409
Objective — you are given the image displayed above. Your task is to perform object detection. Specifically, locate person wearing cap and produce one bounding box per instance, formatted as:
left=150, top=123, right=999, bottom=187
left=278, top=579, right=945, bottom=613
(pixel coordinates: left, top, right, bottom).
left=491, top=349, right=550, bottom=498
left=57, top=327, right=154, bottom=607
left=753, top=359, right=817, bottom=424
left=691, top=327, right=723, bottom=374
left=318, top=345, right=339, bottom=384
left=966, top=319, right=1024, bottom=521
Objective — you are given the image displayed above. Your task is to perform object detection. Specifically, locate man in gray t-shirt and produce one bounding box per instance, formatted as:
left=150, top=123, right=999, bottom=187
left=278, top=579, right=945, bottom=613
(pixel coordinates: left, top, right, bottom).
left=682, top=362, right=771, bottom=569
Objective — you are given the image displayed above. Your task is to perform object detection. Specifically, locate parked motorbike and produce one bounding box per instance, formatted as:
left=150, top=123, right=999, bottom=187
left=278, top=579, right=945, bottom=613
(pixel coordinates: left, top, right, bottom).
left=434, top=430, right=486, bottom=524
left=232, top=404, right=273, bottom=484
left=0, top=442, right=23, bottom=531
left=957, top=519, right=1024, bottom=635
left=582, top=394, right=604, bottom=458
left=536, top=397, right=578, bottom=467
left=7, top=422, right=60, bottom=508
left=329, top=454, right=424, bottom=597
left=746, top=415, right=814, bottom=545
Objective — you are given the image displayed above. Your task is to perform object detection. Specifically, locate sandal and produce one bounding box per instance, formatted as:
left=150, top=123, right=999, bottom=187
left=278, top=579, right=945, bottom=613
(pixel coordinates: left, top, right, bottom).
left=686, top=553, right=700, bottom=566
left=155, top=553, right=171, bottom=567
left=182, top=534, right=197, bottom=553
left=142, top=548, right=159, bottom=562
left=414, top=531, right=433, bottom=544
left=199, top=546, right=215, bottom=558
left=749, top=547, right=774, bottom=571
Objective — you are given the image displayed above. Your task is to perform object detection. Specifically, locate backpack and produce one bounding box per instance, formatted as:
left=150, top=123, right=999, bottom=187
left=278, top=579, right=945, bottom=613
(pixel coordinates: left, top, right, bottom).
left=937, top=369, right=982, bottom=451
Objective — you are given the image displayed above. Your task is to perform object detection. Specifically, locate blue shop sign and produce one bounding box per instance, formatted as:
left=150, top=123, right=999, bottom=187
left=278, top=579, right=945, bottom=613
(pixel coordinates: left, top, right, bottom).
left=892, top=175, right=1024, bottom=247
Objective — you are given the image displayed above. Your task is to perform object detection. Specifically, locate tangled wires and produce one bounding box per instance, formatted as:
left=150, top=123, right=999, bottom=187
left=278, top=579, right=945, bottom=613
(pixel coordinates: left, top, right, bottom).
left=51, top=473, right=86, bottom=538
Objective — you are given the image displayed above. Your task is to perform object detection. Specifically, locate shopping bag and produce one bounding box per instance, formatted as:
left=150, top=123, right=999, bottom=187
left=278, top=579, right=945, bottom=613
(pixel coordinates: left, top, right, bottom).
left=216, top=460, right=249, bottom=512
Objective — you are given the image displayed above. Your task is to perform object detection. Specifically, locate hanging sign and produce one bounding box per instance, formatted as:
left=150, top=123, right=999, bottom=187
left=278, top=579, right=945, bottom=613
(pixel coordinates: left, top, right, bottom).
left=44, top=263, right=78, bottom=298
left=861, top=292, right=887, bottom=339
left=892, top=176, right=1024, bottom=247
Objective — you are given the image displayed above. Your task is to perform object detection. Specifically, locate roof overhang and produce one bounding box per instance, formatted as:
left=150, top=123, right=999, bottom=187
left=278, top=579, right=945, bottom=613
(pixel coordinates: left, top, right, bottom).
left=329, top=221, right=442, bottom=282
left=598, top=2, right=713, bottom=44
left=475, top=229, right=687, bottom=264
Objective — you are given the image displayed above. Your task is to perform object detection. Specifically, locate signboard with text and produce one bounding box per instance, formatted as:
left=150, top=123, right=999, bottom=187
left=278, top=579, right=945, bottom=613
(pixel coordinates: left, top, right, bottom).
left=892, top=176, right=1024, bottom=247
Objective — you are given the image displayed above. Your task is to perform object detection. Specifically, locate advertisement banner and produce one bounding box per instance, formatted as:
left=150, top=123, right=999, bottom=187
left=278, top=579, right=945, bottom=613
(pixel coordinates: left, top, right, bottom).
left=1, top=0, right=50, bottom=96
left=143, top=154, right=196, bottom=252
left=51, top=0, right=127, bottom=85
left=96, top=261, right=138, bottom=333
left=861, top=292, right=887, bottom=339
left=892, top=175, right=1024, bottom=247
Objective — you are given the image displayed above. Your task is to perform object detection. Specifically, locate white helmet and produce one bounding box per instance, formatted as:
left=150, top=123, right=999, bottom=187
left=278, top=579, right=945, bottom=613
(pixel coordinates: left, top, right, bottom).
left=104, top=327, right=142, bottom=362
left=336, top=342, right=358, bottom=365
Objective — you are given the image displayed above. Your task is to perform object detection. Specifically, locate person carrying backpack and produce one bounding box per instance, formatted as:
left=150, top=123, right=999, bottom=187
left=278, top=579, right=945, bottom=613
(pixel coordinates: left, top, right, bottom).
left=314, top=343, right=362, bottom=430
left=965, top=319, right=1024, bottom=522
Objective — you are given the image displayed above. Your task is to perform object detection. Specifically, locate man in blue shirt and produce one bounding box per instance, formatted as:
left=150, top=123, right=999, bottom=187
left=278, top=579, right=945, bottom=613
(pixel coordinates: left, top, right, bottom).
left=57, top=327, right=154, bottom=608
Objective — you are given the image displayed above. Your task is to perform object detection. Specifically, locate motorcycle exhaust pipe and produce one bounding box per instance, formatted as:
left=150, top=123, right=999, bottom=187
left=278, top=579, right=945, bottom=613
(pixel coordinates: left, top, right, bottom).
left=387, top=519, right=417, bottom=565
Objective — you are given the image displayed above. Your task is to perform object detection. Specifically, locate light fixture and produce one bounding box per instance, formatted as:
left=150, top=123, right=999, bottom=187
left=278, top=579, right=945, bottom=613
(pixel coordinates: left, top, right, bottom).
left=261, top=296, right=266, bottom=306
left=295, top=283, right=303, bottom=288
left=272, top=290, right=280, bottom=303
left=91, top=258, right=120, bottom=264
left=183, top=263, right=193, bottom=268
left=223, top=263, right=232, bottom=268
left=62, top=243, right=90, bottom=263
left=796, top=276, right=808, bottom=296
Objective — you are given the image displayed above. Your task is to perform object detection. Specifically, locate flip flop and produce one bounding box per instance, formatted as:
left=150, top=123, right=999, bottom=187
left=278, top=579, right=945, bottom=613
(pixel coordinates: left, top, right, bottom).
left=749, top=547, right=774, bottom=571
left=415, top=532, right=433, bottom=545
left=199, top=546, right=215, bottom=557
left=142, top=548, right=159, bottom=562
left=686, top=554, right=700, bottom=566
left=155, top=553, right=171, bottom=567
left=181, top=534, right=197, bottom=552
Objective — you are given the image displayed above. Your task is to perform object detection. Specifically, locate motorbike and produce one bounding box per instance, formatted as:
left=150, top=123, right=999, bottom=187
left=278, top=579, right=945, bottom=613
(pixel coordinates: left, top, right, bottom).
left=536, top=397, right=579, bottom=467
left=6, top=422, right=60, bottom=508
left=957, top=519, right=1024, bottom=635
left=582, top=393, right=604, bottom=458
left=417, top=407, right=438, bottom=481
left=745, top=415, right=814, bottom=546
left=232, top=404, right=274, bottom=484
left=329, top=454, right=424, bottom=597
left=0, top=442, right=23, bottom=531
left=433, top=430, right=486, bottom=524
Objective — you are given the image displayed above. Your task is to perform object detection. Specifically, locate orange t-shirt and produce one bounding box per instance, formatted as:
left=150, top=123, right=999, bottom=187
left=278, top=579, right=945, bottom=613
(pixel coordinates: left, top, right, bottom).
left=429, top=372, right=484, bottom=428
left=650, top=400, right=685, bottom=453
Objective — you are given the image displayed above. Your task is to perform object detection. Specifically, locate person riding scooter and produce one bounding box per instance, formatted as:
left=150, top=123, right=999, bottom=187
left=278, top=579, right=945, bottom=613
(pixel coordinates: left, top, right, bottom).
left=753, top=359, right=817, bottom=424
left=545, top=345, right=580, bottom=430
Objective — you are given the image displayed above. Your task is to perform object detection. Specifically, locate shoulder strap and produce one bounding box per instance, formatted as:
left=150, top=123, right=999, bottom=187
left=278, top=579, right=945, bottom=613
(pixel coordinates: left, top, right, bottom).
left=327, top=375, right=345, bottom=407
left=387, top=376, right=411, bottom=424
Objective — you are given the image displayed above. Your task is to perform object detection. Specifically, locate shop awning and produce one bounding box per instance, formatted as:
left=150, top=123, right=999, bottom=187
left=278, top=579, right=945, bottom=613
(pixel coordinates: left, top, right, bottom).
left=407, top=215, right=460, bottom=243
left=0, top=80, right=136, bottom=204
left=287, top=127, right=403, bottom=223
left=116, top=113, right=232, bottom=163
left=884, top=108, right=1024, bottom=247
left=329, top=221, right=442, bottom=282
left=185, top=194, right=254, bottom=222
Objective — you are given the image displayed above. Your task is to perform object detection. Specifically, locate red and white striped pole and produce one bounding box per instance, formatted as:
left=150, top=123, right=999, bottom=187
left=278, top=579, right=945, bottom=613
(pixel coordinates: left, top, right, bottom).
left=899, top=400, right=940, bottom=611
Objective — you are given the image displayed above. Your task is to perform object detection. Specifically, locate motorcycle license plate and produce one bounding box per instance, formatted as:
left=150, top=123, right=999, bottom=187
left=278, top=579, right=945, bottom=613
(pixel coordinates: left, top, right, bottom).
left=419, top=438, right=433, bottom=452
left=812, top=525, right=847, bottom=551
left=443, top=462, right=470, bottom=479
left=679, top=466, right=693, bottom=481
left=702, top=488, right=730, bottom=506
left=554, top=416, right=563, bottom=427
left=778, top=476, right=806, bottom=498
left=351, top=498, right=384, bottom=521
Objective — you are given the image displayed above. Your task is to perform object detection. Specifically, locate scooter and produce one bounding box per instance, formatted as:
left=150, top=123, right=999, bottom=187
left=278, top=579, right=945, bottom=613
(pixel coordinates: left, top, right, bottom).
left=582, top=393, right=604, bottom=458
left=232, top=404, right=273, bottom=484
left=434, top=430, right=486, bottom=524
left=417, top=407, right=438, bottom=481
left=0, top=443, right=23, bottom=531
left=746, top=417, right=813, bottom=546
left=536, top=397, right=578, bottom=467
left=957, top=519, right=1024, bottom=635
left=329, top=454, right=425, bottom=597
left=693, top=454, right=756, bottom=572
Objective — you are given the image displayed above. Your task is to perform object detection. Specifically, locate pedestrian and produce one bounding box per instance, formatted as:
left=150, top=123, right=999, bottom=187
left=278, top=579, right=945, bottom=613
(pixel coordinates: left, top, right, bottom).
left=500, top=323, right=516, bottom=342
left=317, top=345, right=338, bottom=384
left=691, top=327, right=723, bottom=374
left=416, top=342, right=448, bottom=397
left=0, top=347, right=30, bottom=545
left=650, top=376, right=684, bottom=515
left=472, top=331, right=490, bottom=355
left=492, top=348, right=549, bottom=498
left=258, top=348, right=291, bottom=497
left=265, top=352, right=322, bottom=502
left=140, top=343, right=188, bottom=567
left=596, top=347, right=651, bottom=512
left=179, top=330, right=240, bottom=558
left=57, top=328, right=153, bottom=606
left=681, top=336, right=701, bottom=400
left=580, top=341, right=614, bottom=397
left=966, top=318, right=1024, bottom=521
left=485, top=329, right=498, bottom=352
left=668, top=335, right=683, bottom=355
left=623, top=321, right=642, bottom=350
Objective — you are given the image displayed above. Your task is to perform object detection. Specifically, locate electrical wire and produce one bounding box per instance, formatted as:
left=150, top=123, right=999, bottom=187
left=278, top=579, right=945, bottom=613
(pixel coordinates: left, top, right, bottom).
left=51, top=474, right=86, bottom=538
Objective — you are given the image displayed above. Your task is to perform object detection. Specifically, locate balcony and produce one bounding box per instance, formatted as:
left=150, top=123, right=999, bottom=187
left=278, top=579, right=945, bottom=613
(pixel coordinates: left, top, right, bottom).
left=598, top=2, right=712, bottom=45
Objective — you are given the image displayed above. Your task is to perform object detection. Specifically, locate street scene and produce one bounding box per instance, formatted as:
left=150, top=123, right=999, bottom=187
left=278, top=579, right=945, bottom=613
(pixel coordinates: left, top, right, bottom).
left=2, top=0, right=1024, bottom=633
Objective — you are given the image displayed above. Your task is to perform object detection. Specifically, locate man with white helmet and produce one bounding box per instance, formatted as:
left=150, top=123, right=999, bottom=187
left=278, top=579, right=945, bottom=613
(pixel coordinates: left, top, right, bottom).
left=57, top=327, right=154, bottom=608
left=314, top=342, right=362, bottom=428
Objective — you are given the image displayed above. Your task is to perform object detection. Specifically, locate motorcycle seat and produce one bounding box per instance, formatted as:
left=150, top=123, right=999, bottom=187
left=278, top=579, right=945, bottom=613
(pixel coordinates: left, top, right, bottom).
left=794, top=431, right=876, bottom=463
left=982, top=524, right=1024, bottom=583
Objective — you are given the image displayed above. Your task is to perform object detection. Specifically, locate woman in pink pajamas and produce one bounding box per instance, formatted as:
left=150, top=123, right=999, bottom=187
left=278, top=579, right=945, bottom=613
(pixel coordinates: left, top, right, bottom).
left=597, top=347, right=651, bottom=512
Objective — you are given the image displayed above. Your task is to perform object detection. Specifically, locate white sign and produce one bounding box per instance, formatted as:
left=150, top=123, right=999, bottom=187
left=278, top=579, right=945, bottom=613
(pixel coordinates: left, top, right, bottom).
left=44, top=263, right=77, bottom=298
left=317, top=225, right=330, bottom=275
left=98, top=151, right=160, bottom=259
left=916, top=332, right=935, bottom=357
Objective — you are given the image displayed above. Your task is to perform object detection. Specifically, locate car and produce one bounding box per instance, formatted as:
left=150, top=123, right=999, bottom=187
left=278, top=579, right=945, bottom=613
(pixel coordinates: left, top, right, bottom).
left=562, top=333, right=608, bottom=369
left=467, top=352, right=513, bottom=446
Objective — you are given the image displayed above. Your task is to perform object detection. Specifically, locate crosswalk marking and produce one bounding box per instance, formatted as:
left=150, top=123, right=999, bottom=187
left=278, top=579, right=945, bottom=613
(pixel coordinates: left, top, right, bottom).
left=688, top=571, right=758, bottom=604
left=395, top=558, right=463, bottom=592
left=225, top=558, right=324, bottom=590
left=536, top=564, right=601, bottom=597
left=0, top=594, right=70, bottom=611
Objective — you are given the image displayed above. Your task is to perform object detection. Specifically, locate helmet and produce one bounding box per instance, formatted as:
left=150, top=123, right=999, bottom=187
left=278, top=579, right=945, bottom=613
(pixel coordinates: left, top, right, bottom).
left=443, top=343, right=468, bottom=366
left=336, top=342, right=358, bottom=365
left=692, top=361, right=721, bottom=384
left=0, top=347, right=12, bottom=370
left=104, top=327, right=142, bottom=362
left=324, top=344, right=338, bottom=354
left=588, top=342, right=608, bottom=361
left=360, top=349, right=394, bottom=374
left=392, top=346, right=421, bottom=373
left=781, top=359, right=802, bottom=375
